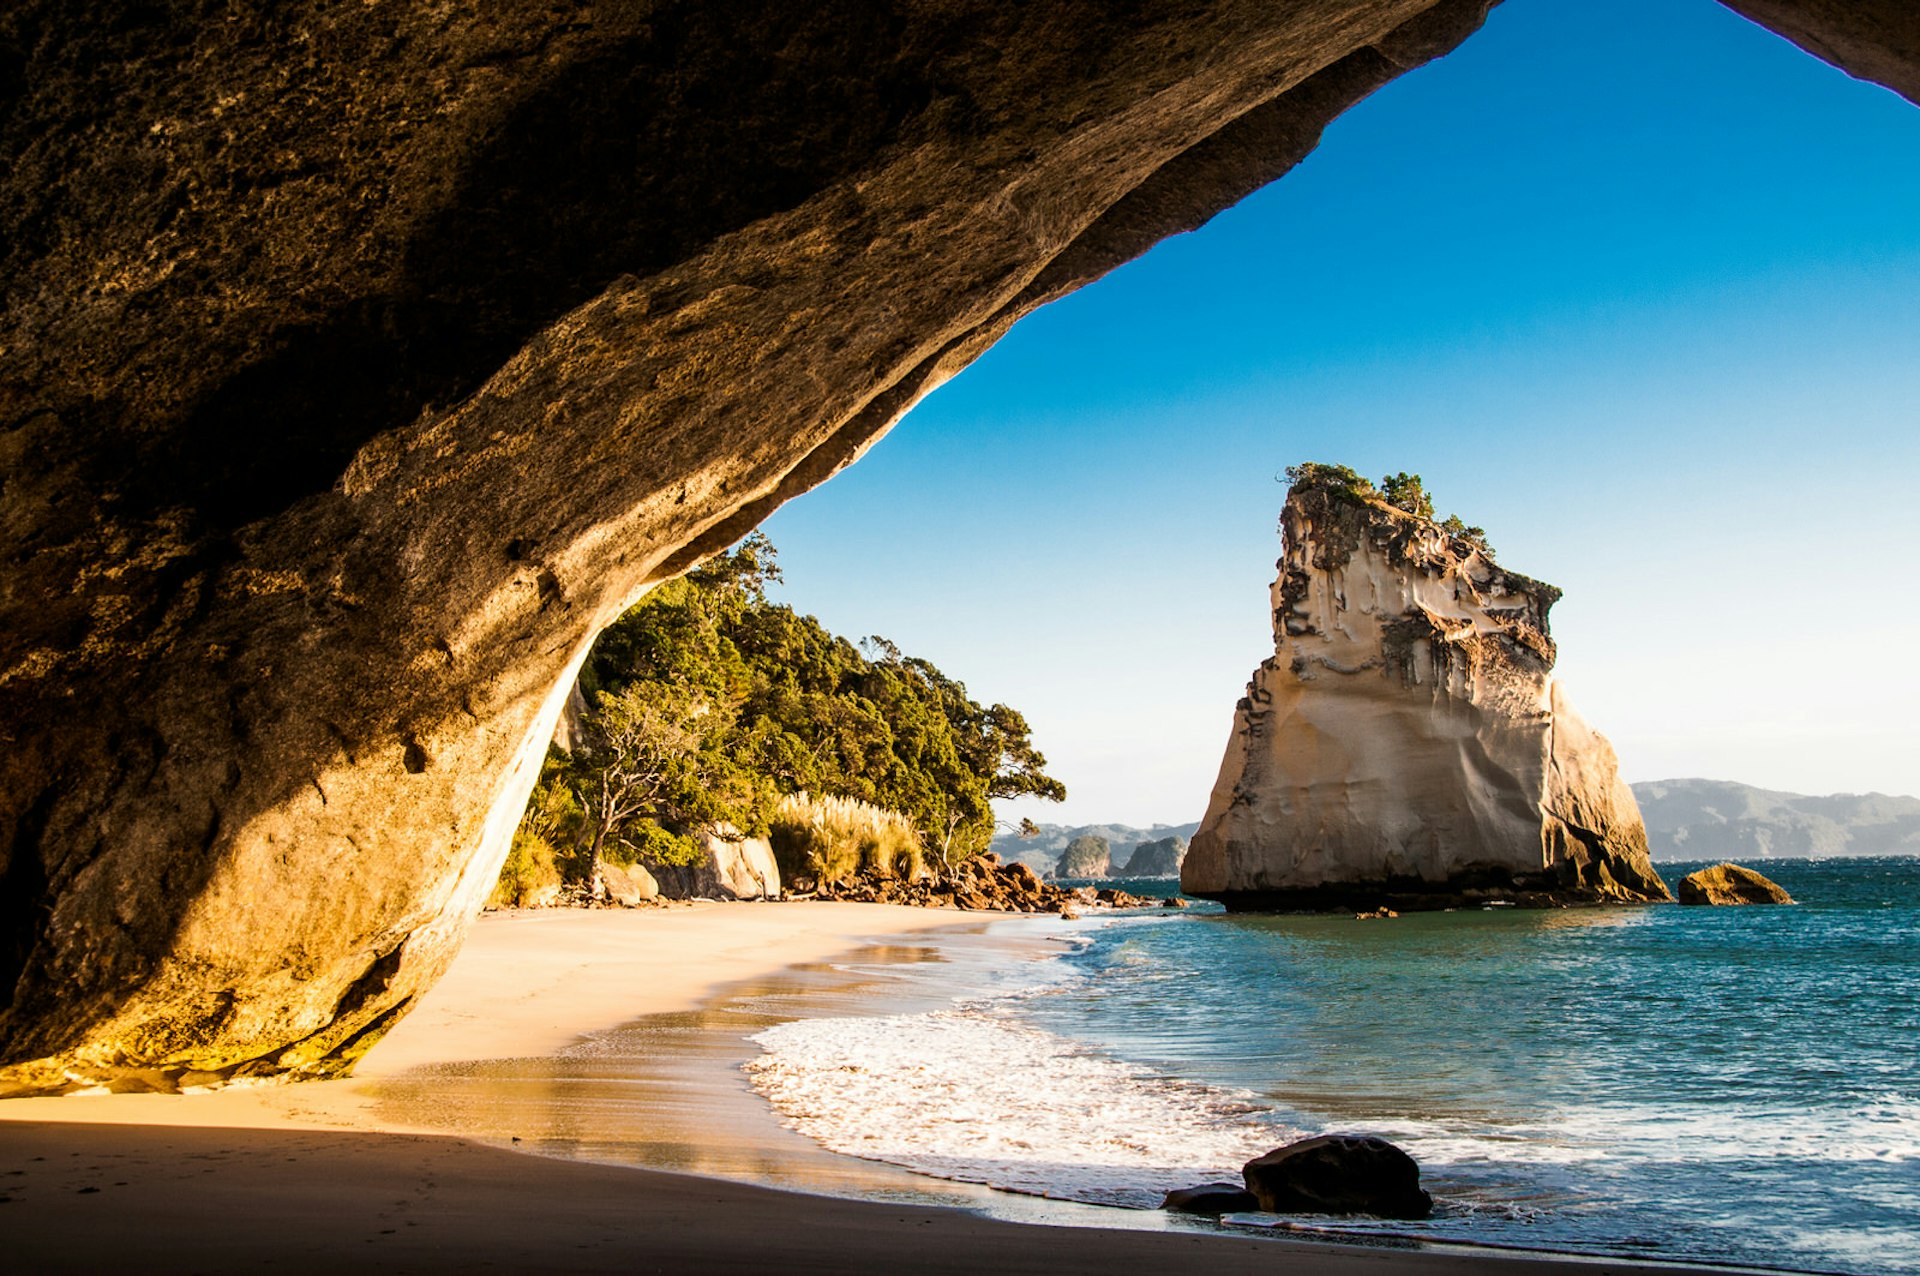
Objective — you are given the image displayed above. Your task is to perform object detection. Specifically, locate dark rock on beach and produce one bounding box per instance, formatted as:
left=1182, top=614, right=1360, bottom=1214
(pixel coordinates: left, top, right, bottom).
left=1677, top=863, right=1795, bottom=906
left=1242, top=1135, right=1432, bottom=1219
left=812, top=854, right=1162, bottom=914
left=1161, top=1182, right=1260, bottom=1216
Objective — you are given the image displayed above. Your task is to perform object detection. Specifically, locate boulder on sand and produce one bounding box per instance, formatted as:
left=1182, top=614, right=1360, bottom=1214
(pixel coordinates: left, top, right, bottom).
left=1242, top=1134, right=1431, bottom=1219
left=599, top=862, right=659, bottom=906
left=1677, top=863, right=1794, bottom=906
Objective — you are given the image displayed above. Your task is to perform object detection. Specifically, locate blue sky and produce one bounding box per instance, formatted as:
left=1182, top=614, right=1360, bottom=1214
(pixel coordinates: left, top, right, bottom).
left=761, top=0, right=1920, bottom=826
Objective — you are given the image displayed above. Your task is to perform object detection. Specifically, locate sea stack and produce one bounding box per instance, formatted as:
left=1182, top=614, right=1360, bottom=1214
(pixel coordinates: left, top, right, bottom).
left=1183, top=466, right=1670, bottom=910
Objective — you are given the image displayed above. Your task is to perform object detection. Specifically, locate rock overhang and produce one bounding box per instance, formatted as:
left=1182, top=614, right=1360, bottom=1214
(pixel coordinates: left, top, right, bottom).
left=1, top=0, right=1915, bottom=1090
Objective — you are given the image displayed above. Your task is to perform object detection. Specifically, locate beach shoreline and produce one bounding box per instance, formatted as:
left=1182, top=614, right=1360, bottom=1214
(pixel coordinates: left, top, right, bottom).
left=0, top=901, right=1784, bottom=1274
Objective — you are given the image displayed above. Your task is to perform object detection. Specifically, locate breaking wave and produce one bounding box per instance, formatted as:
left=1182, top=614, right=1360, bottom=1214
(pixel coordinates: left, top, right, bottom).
left=745, top=1006, right=1291, bottom=1208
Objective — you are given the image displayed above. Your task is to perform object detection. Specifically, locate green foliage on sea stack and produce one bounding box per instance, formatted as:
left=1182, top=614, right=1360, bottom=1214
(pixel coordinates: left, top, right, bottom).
left=504, top=534, right=1064, bottom=891
left=1284, top=463, right=1494, bottom=557
left=1055, top=834, right=1112, bottom=879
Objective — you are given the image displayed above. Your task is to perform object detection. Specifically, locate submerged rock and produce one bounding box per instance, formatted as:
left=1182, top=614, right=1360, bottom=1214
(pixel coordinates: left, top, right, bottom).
left=1183, top=469, right=1670, bottom=911
left=1677, top=863, right=1794, bottom=906
left=1242, top=1134, right=1431, bottom=1219
left=1162, top=1182, right=1260, bottom=1216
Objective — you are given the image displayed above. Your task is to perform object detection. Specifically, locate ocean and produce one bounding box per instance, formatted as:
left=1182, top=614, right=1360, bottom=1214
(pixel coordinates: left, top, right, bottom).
left=744, top=858, right=1920, bottom=1274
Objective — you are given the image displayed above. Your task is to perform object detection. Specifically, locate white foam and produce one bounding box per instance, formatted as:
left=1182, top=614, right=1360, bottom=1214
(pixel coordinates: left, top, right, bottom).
left=745, top=1008, right=1291, bottom=1207
left=1370, top=1091, right=1920, bottom=1170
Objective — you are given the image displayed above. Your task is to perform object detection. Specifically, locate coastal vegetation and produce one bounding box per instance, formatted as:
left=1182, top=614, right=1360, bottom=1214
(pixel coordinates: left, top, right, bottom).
left=1283, top=463, right=1493, bottom=556
left=494, top=534, right=1064, bottom=904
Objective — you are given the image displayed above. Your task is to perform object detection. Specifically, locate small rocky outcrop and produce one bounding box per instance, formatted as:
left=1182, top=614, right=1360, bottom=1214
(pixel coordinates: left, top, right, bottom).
left=1121, top=836, right=1188, bottom=877
left=815, top=853, right=1163, bottom=914
left=1677, top=863, right=1794, bottom=906
left=1242, top=1135, right=1431, bottom=1219
left=1161, top=1182, right=1259, bottom=1215
left=1183, top=468, right=1670, bottom=911
left=1051, top=835, right=1112, bottom=880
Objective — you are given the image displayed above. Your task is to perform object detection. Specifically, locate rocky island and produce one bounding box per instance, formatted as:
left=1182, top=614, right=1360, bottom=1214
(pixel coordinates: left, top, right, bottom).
left=1183, top=466, right=1670, bottom=911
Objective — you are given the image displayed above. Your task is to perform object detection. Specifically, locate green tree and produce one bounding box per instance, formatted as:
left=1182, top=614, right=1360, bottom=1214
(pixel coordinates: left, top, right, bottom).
left=574, top=680, right=714, bottom=884
left=1379, top=471, right=1435, bottom=519
left=1440, top=513, right=1495, bottom=557
left=506, top=533, right=1066, bottom=892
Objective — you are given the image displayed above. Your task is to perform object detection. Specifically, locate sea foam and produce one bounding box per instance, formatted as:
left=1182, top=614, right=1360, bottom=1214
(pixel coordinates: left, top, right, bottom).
left=745, top=1006, right=1290, bottom=1207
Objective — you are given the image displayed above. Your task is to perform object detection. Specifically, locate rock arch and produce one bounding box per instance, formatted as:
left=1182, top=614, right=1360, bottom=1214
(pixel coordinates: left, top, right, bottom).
left=0, top=1, right=1914, bottom=1093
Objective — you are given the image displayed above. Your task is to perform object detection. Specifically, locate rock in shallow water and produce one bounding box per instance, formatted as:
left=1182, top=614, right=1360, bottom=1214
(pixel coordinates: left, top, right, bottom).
left=1162, top=1182, right=1260, bottom=1215
left=1677, top=863, right=1794, bottom=906
left=1183, top=470, right=1671, bottom=911
left=1242, top=1134, right=1431, bottom=1219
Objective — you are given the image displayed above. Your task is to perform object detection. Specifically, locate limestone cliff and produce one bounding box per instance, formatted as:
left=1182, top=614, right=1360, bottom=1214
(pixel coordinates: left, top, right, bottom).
left=1182, top=471, right=1669, bottom=909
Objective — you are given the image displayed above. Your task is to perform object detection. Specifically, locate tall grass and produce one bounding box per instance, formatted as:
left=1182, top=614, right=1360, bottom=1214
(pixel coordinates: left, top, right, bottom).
left=490, top=829, right=563, bottom=907
left=769, top=791, right=925, bottom=884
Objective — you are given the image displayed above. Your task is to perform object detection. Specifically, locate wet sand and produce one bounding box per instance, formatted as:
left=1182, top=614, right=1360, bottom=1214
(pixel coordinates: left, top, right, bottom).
left=0, top=902, right=1751, bottom=1274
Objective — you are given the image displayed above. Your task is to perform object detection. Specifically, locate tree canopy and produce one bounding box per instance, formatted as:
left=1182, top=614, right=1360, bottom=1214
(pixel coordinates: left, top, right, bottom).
left=517, top=533, right=1065, bottom=894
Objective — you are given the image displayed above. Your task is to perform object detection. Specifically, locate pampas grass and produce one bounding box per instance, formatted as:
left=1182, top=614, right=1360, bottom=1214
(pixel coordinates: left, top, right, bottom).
left=770, top=791, right=925, bottom=884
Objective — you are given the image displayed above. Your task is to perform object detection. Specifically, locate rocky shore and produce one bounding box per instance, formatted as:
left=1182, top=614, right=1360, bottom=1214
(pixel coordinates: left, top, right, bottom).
left=813, top=853, right=1179, bottom=915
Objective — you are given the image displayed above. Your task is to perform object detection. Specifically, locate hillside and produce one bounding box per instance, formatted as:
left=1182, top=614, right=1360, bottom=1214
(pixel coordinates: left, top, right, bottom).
left=1632, top=779, right=1920, bottom=860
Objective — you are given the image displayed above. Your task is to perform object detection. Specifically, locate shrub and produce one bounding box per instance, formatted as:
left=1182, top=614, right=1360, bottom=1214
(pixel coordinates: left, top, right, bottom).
left=610, top=818, right=706, bottom=869
left=770, top=791, right=925, bottom=885
left=1283, top=462, right=1376, bottom=505
left=490, top=829, right=563, bottom=907
left=1379, top=471, right=1434, bottom=519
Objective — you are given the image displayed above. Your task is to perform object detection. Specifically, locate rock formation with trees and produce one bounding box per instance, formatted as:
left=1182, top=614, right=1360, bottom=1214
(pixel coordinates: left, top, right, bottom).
left=1183, top=466, right=1670, bottom=910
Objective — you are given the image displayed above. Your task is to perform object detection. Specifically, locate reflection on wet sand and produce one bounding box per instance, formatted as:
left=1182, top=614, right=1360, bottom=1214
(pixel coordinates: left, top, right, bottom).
left=367, top=920, right=1158, bottom=1228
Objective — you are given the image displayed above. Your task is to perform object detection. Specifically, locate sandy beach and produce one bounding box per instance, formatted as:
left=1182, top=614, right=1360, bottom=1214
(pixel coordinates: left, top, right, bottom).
left=0, top=902, right=1743, bottom=1273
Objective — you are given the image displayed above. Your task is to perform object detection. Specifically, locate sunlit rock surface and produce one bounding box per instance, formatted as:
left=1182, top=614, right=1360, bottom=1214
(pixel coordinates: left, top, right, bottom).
left=2, top=0, right=1913, bottom=1091
left=1677, top=862, right=1794, bottom=906
left=1183, top=474, right=1670, bottom=910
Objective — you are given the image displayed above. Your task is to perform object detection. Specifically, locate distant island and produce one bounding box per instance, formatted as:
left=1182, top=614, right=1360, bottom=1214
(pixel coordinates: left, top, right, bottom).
left=991, top=821, right=1201, bottom=878
left=1631, top=779, right=1920, bottom=861
left=998, top=781, right=1920, bottom=880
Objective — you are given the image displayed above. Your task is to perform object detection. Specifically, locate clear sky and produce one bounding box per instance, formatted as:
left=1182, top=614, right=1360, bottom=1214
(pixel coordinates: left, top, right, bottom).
left=759, top=0, right=1920, bottom=827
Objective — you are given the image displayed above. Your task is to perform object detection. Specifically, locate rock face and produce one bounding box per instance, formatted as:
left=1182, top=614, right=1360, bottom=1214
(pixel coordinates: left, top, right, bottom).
left=1120, top=836, right=1188, bottom=877
left=650, top=827, right=781, bottom=901
left=1242, top=1135, right=1431, bottom=1219
left=1183, top=473, right=1670, bottom=910
left=1, top=3, right=1912, bottom=1092
left=1677, top=863, right=1795, bottom=906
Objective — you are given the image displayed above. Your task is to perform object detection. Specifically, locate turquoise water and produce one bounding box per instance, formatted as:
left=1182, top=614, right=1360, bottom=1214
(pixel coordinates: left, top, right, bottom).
left=1016, top=859, right=1920, bottom=1273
